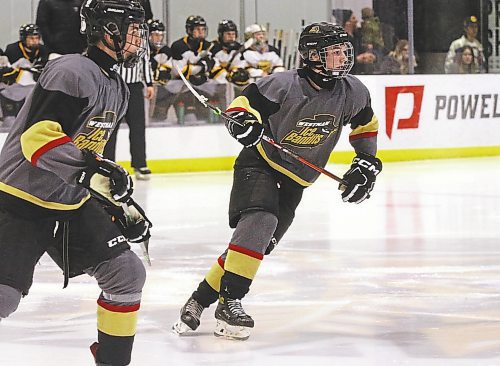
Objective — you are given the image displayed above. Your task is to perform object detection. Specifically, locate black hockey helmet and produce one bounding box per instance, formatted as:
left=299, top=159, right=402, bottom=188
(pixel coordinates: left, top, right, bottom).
left=298, top=22, right=353, bottom=79
left=217, top=19, right=238, bottom=48
left=148, top=19, right=165, bottom=33
left=80, top=0, right=148, bottom=67
left=19, top=24, right=40, bottom=42
left=185, top=15, right=207, bottom=38
left=147, top=19, right=166, bottom=49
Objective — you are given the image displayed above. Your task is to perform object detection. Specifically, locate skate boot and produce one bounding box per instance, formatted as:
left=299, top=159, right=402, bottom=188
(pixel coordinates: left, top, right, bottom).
left=172, top=296, right=205, bottom=335
left=214, top=296, right=254, bottom=340
left=134, top=167, right=151, bottom=181
left=90, top=342, right=112, bottom=366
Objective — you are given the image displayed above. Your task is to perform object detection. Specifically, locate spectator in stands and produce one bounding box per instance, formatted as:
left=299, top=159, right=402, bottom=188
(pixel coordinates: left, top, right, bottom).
left=334, top=9, right=378, bottom=74
left=379, top=39, right=417, bottom=75
left=36, top=0, right=87, bottom=55
left=360, top=7, right=385, bottom=52
left=448, top=45, right=480, bottom=74
left=241, top=24, right=285, bottom=80
left=444, top=16, right=485, bottom=74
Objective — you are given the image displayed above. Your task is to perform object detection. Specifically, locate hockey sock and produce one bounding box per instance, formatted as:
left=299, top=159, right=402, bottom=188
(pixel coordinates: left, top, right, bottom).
left=220, top=243, right=263, bottom=299
left=193, top=256, right=225, bottom=307
left=96, top=294, right=140, bottom=366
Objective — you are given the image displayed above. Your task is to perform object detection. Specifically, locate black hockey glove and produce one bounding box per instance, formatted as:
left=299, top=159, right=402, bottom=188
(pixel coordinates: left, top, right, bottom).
left=226, top=110, right=264, bottom=147
left=340, top=153, right=382, bottom=204
left=102, top=200, right=152, bottom=244
left=189, top=73, right=207, bottom=86
left=227, top=68, right=250, bottom=86
left=155, top=68, right=171, bottom=85
left=0, top=67, right=20, bottom=85
left=77, top=149, right=133, bottom=203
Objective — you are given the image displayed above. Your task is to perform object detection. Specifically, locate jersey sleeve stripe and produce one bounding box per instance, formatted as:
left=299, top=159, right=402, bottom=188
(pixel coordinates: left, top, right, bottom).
left=349, top=131, right=378, bottom=141
left=349, top=115, right=379, bottom=140
left=20, top=120, right=71, bottom=165
left=31, top=136, right=72, bottom=166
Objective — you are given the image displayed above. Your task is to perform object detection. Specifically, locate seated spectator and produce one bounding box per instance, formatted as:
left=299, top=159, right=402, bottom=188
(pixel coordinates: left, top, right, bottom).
left=444, top=16, right=485, bottom=74
left=379, top=39, right=417, bottom=74
left=361, top=7, right=385, bottom=52
left=335, top=9, right=380, bottom=74
left=241, top=24, right=285, bottom=80
left=448, top=45, right=481, bottom=74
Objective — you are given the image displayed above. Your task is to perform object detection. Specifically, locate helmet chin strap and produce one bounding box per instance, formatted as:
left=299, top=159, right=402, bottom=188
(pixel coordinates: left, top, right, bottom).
left=103, top=22, right=125, bottom=64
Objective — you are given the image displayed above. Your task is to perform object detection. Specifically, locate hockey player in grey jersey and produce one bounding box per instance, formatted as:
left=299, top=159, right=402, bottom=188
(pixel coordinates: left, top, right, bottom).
left=0, top=1, right=150, bottom=365
left=173, top=22, right=382, bottom=340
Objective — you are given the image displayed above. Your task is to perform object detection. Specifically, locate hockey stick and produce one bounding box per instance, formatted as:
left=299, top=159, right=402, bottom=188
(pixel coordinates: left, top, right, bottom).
left=87, top=187, right=152, bottom=266
left=174, top=65, right=347, bottom=185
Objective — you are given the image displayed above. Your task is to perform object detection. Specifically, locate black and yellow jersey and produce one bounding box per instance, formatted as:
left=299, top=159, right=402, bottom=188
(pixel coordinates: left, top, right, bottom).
left=0, top=47, right=128, bottom=217
left=226, top=69, right=378, bottom=187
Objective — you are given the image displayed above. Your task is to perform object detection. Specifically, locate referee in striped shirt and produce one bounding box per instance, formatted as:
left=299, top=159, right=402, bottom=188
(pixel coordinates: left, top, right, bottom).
left=104, top=50, right=155, bottom=180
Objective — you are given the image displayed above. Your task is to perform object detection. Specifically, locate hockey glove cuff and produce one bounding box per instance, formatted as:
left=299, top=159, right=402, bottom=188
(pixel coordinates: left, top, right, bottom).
left=226, top=110, right=264, bottom=148
left=77, top=149, right=133, bottom=203
left=341, top=153, right=382, bottom=204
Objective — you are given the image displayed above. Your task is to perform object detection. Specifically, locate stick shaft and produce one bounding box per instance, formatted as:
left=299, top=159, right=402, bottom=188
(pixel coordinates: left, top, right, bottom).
left=174, top=65, right=346, bottom=185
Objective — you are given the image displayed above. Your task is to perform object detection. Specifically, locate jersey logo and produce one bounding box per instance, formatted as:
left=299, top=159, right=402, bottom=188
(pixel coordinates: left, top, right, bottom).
left=107, top=235, right=127, bottom=248
left=73, top=111, right=117, bottom=154
left=309, top=26, right=320, bottom=33
left=281, top=114, right=339, bottom=148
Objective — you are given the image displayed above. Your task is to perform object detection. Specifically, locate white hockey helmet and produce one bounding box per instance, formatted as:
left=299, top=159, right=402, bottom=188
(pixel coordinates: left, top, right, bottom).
left=244, top=24, right=266, bottom=41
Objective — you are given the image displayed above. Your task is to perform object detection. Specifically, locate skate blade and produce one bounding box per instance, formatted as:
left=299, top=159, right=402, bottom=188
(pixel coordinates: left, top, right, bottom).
left=214, top=319, right=251, bottom=340
left=172, top=319, right=193, bottom=335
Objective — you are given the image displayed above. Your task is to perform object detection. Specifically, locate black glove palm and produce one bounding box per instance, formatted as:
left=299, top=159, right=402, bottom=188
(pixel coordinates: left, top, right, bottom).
left=77, top=149, right=133, bottom=203
left=341, top=153, right=382, bottom=204
left=226, top=110, right=264, bottom=147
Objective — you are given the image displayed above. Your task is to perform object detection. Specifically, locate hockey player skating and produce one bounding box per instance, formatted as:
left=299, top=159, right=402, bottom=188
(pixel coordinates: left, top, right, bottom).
left=0, top=1, right=150, bottom=365
left=172, top=22, right=382, bottom=341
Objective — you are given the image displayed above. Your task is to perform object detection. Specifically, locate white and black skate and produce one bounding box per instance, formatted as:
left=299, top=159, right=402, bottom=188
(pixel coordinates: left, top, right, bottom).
left=214, top=296, right=254, bottom=340
left=172, top=296, right=204, bottom=335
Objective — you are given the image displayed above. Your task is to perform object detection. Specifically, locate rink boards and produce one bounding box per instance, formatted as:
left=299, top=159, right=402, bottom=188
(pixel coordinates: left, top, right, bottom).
left=1, top=74, right=499, bottom=173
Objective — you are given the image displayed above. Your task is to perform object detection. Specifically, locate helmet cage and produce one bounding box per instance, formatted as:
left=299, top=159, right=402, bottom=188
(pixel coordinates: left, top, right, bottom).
left=317, top=42, right=354, bottom=78
left=81, top=0, right=147, bottom=67
left=148, top=20, right=166, bottom=49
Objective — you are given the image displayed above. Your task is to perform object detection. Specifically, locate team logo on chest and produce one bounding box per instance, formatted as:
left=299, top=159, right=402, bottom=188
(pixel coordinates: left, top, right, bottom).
left=73, top=111, right=117, bottom=154
left=281, top=114, right=339, bottom=148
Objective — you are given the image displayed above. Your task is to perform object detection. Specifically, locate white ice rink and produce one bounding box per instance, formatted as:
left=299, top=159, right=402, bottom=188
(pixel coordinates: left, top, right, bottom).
left=1, top=156, right=500, bottom=366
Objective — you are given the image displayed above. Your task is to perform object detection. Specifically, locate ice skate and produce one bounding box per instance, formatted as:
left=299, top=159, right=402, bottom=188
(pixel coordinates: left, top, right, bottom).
left=214, top=296, right=254, bottom=340
left=172, top=296, right=204, bottom=335
left=134, top=167, right=151, bottom=181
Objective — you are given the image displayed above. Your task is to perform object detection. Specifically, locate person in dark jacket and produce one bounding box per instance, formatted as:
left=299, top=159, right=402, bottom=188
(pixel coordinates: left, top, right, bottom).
left=36, top=0, right=87, bottom=54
